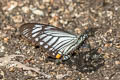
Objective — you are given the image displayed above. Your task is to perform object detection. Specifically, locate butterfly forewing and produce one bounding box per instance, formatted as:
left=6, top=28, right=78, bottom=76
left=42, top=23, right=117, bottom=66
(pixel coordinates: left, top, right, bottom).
left=20, top=23, right=78, bottom=58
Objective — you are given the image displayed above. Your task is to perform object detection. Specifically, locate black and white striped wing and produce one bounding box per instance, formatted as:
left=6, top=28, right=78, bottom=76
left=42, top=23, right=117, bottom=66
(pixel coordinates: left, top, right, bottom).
left=20, top=23, right=78, bottom=58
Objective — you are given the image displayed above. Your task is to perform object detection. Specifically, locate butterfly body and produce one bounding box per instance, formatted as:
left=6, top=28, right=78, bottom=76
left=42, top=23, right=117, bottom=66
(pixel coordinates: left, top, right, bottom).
left=20, top=23, right=88, bottom=60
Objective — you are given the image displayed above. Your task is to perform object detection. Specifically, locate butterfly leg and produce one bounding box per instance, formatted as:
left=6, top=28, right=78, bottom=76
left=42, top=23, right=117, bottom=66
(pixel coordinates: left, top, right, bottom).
left=86, top=39, right=92, bottom=52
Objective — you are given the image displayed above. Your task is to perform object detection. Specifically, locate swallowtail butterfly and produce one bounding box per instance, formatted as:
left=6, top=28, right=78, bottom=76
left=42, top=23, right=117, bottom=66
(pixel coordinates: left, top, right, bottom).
left=20, top=23, right=88, bottom=60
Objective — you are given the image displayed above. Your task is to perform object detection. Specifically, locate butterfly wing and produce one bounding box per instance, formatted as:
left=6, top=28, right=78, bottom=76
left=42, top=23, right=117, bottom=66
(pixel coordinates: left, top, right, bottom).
left=20, top=23, right=78, bottom=59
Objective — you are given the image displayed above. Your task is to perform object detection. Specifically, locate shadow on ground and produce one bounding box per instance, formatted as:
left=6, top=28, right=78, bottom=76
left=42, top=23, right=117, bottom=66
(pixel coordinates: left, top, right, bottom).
left=45, top=48, right=104, bottom=73
left=65, top=48, right=104, bottom=73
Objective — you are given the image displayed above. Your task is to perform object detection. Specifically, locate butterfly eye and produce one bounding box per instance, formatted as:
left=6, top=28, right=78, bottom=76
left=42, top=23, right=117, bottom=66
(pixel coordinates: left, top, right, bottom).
left=20, top=23, right=88, bottom=60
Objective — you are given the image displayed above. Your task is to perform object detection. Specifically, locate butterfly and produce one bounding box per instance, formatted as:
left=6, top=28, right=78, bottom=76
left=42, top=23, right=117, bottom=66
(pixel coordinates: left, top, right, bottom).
left=20, top=23, right=89, bottom=60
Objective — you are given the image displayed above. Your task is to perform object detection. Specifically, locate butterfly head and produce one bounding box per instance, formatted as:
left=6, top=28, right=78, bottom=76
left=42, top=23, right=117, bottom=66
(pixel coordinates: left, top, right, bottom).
left=78, top=33, right=88, bottom=42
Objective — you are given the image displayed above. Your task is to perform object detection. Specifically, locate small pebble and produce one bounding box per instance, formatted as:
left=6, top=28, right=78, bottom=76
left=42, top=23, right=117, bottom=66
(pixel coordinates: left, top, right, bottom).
left=68, top=4, right=74, bottom=12
left=15, top=50, right=21, bottom=54
left=12, top=15, right=23, bottom=23
left=22, top=6, right=30, bottom=13
left=116, top=43, right=120, bottom=48
left=0, top=69, right=4, bottom=79
left=30, top=60, right=35, bottom=64
left=7, top=1, right=18, bottom=11
left=74, top=28, right=81, bottom=34
left=115, top=61, right=120, bottom=65
left=104, top=43, right=112, bottom=47
left=0, top=46, right=5, bottom=52
left=3, top=25, right=15, bottom=30
left=49, top=19, right=58, bottom=26
left=9, top=67, right=15, bottom=72
left=56, top=74, right=65, bottom=79
left=104, top=53, right=110, bottom=59
left=105, top=77, right=109, bottom=80
left=43, top=0, right=51, bottom=3
left=106, top=11, right=113, bottom=19
left=32, top=9, right=44, bottom=16
left=4, top=37, right=9, bottom=43
left=50, top=13, right=57, bottom=17
left=0, top=74, right=3, bottom=79
left=65, top=0, right=72, bottom=5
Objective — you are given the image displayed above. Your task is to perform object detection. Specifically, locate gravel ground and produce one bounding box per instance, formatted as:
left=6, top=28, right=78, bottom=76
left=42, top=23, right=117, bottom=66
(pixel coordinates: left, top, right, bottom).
left=0, top=0, right=120, bottom=80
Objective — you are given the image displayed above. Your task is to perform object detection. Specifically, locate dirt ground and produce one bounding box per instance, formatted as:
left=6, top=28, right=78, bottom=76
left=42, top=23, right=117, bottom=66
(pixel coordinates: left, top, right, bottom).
left=0, top=0, right=120, bottom=80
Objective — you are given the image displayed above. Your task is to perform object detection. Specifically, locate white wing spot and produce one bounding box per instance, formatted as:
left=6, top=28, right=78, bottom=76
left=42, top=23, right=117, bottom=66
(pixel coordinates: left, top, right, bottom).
left=44, top=45, right=48, bottom=48
left=35, top=38, right=39, bottom=41
left=49, top=48, right=53, bottom=51
left=52, top=53, right=55, bottom=55
left=40, top=42, right=44, bottom=45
